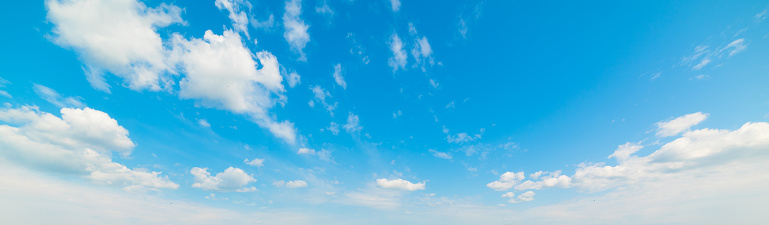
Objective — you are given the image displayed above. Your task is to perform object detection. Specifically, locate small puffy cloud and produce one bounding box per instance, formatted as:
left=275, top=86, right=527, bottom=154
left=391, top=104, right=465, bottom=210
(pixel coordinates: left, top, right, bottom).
left=656, top=112, right=708, bottom=137
left=343, top=112, right=363, bottom=134
left=32, top=84, right=85, bottom=108
left=171, top=30, right=296, bottom=144
left=283, top=0, right=310, bottom=61
left=388, top=33, right=407, bottom=72
left=215, top=0, right=250, bottom=38
left=429, top=149, right=452, bottom=160
left=0, top=105, right=176, bottom=190
left=376, top=178, right=426, bottom=191
left=197, top=119, right=210, bottom=128
left=486, top=172, right=525, bottom=191
left=244, top=158, right=264, bottom=167
left=287, top=71, right=301, bottom=88
left=46, top=0, right=182, bottom=92
left=190, top=167, right=256, bottom=192
left=504, top=191, right=535, bottom=203
left=332, top=63, right=346, bottom=89
left=297, top=148, right=333, bottom=162
left=326, top=122, right=340, bottom=135
left=608, top=142, right=642, bottom=162
left=389, top=0, right=400, bottom=12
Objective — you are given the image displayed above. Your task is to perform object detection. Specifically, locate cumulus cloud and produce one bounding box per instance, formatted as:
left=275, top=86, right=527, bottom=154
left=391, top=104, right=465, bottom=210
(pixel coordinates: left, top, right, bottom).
left=215, top=0, right=251, bottom=38
left=326, top=122, right=340, bottom=135
left=376, top=178, right=425, bottom=191
left=244, top=158, right=264, bottom=167
left=32, top=84, right=85, bottom=108
left=407, top=23, right=434, bottom=71
left=343, top=112, right=363, bottom=134
left=46, top=0, right=182, bottom=92
left=486, top=172, right=525, bottom=191
left=656, top=112, right=708, bottom=137
left=171, top=30, right=296, bottom=144
left=0, top=105, right=176, bottom=190
left=287, top=71, right=301, bottom=88
left=332, top=63, right=347, bottom=89
left=190, top=167, right=256, bottom=192
left=273, top=180, right=308, bottom=188
left=387, top=33, right=407, bottom=72
left=283, top=0, right=310, bottom=61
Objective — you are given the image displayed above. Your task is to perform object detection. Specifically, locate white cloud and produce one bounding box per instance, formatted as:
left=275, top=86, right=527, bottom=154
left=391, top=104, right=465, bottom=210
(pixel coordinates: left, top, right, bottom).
left=722, top=38, right=747, bottom=57
left=0, top=105, right=176, bottom=190
left=315, top=1, right=334, bottom=20
left=32, top=84, right=85, bottom=108
left=656, top=112, right=708, bottom=137
left=171, top=30, right=296, bottom=144
left=343, top=112, right=363, bottom=134
left=310, top=85, right=337, bottom=116
left=287, top=71, right=301, bottom=88
left=389, top=0, right=401, bottom=12
left=215, top=0, right=251, bottom=38
left=393, top=110, right=402, bottom=119
left=273, top=179, right=308, bottom=188
left=387, top=33, right=407, bottom=72
left=283, top=0, right=310, bottom=61
left=244, top=158, right=264, bottom=167
left=197, top=119, right=210, bottom=128
left=607, top=142, right=642, bottom=162
left=190, top=167, right=256, bottom=192
left=297, top=147, right=333, bottom=162
left=46, top=0, right=182, bottom=92
left=327, top=122, right=340, bottom=135
left=429, top=149, right=452, bottom=160
left=332, top=63, right=347, bottom=89
left=376, top=178, right=426, bottom=191
left=486, top=172, right=525, bottom=191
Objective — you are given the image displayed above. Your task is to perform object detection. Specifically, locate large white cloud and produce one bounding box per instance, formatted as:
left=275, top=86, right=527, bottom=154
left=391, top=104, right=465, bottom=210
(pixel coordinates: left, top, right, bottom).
left=283, top=0, right=310, bottom=61
left=190, top=167, right=256, bottom=192
left=171, top=30, right=296, bottom=144
left=0, top=105, right=177, bottom=190
left=488, top=113, right=769, bottom=202
left=46, top=0, right=182, bottom=92
left=376, top=178, right=426, bottom=191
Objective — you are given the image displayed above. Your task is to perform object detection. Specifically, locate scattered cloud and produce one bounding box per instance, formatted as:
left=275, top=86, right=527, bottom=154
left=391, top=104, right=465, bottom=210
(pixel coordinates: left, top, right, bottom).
left=32, top=84, right=85, bottom=108
left=332, top=63, right=347, bottom=89
left=376, top=178, right=425, bottom=191
left=389, top=0, right=400, bottom=12
left=287, top=71, right=301, bottom=88
left=656, top=112, right=708, bottom=137
left=343, top=112, right=363, bottom=134
left=310, top=85, right=337, bottom=116
left=387, top=33, right=407, bottom=73
left=273, top=180, right=308, bottom=188
left=244, top=158, right=264, bottom=167
left=283, top=0, right=310, bottom=61
left=326, top=122, right=340, bottom=135
left=197, top=119, right=211, bottom=128
left=190, top=167, right=256, bottom=192
left=429, top=149, right=452, bottom=160
left=297, top=148, right=333, bottom=162
left=215, top=0, right=251, bottom=38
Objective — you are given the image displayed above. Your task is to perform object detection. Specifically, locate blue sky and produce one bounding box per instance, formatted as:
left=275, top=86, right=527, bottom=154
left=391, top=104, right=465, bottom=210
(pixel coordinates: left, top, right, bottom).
left=1, top=0, right=769, bottom=224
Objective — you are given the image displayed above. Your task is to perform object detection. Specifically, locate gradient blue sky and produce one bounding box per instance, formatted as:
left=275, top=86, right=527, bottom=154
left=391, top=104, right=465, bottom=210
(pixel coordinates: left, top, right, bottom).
left=1, top=0, right=769, bottom=224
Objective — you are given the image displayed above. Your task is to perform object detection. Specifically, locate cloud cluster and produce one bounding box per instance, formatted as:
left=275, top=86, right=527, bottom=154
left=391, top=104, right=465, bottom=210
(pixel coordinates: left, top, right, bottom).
left=0, top=105, right=177, bottom=190
left=46, top=0, right=297, bottom=144
left=376, top=178, right=426, bottom=191
left=190, top=167, right=256, bottom=192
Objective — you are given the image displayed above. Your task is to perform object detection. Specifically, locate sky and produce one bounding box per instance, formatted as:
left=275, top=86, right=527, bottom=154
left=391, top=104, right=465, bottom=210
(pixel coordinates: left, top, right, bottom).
left=1, top=0, right=769, bottom=224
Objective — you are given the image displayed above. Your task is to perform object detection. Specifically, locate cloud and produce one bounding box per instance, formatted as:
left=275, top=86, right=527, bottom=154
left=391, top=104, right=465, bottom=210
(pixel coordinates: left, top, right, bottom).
left=273, top=180, right=308, bottom=188
left=429, top=149, right=452, bottom=160
left=197, top=119, right=210, bottom=128
left=171, top=30, right=296, bottom=144
left=343, top=112, right=363, bottom=134
left=407, top=24, right=435, bottom=71
left=190, top=167, right=256, bottom=192
left=32, top=84, right=85, bottom=108
left=607, top=142, right=642, bottom=162
left=502, top=191, right=535, bottom=203
left=0, top=105, right=176, bottom=190
left=46, top=0, right=182, bottom=92
left=389, top=0, right=400, bottom=12
left=387, top=33, right=407, bottom=72
left=315, top=0, right=334, bottom=21
left=0, top=77, right=10, bottom=98
left=332, top=63, right=347, bottom=89
left=656, top=112, right=708, bottom=137
left=722, top=38, right=747, bottom=57
left=486, top=172, right=525, bottom=191
left=326, top=122, right=340, bottom=135
left=297, top=148, right=333, bottom=162
left=376, top=178, right=426, bottom=191
left=287, top=71, right=301, bottom=88
left=684, top=38, right=749, bottom=71
left=283, top=0, right=310, bottom=61
left=244, top=158, right=264, bottom=167
left=215, top=0, right=251, bottom=38
left=310, top=85, right=337, bottom=116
